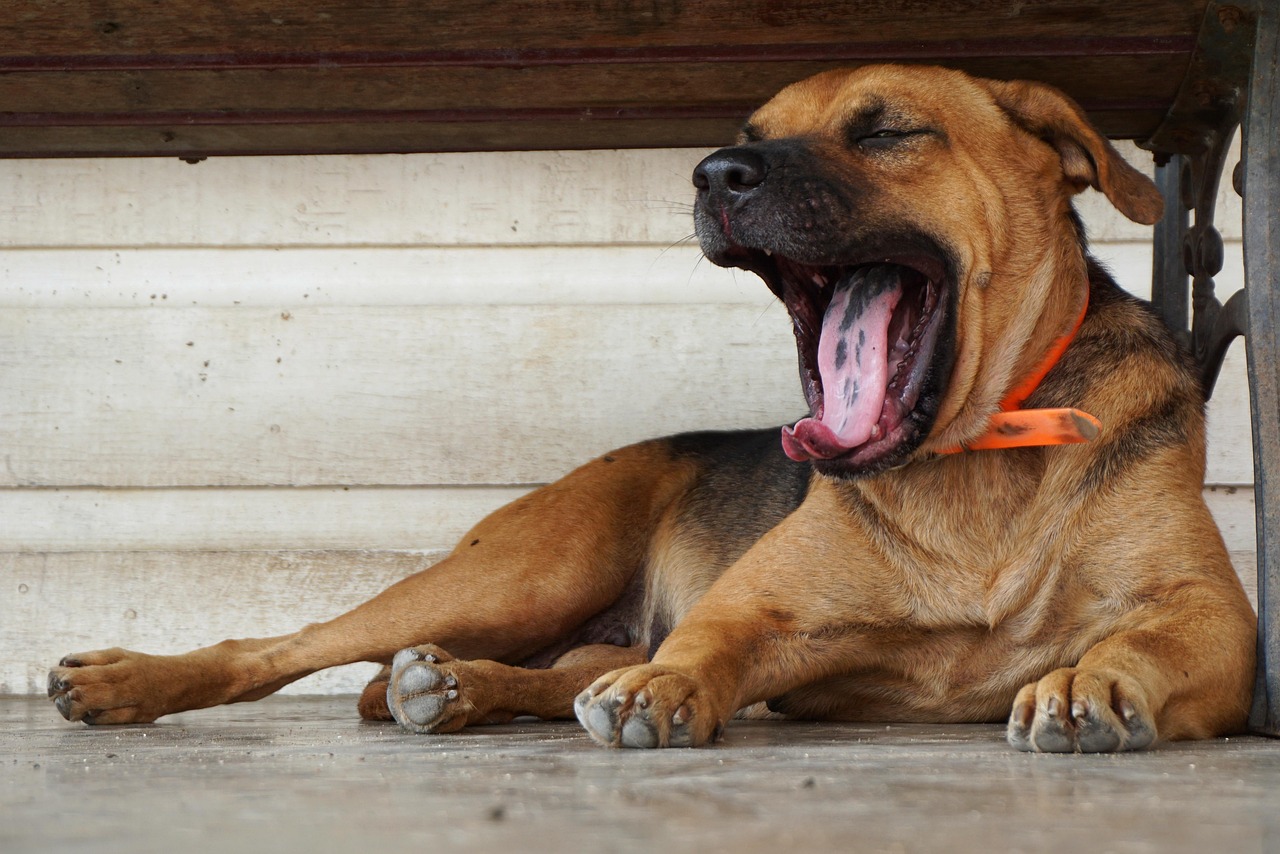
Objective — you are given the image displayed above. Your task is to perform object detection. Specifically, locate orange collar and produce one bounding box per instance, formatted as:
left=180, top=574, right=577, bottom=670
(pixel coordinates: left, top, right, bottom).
left=939, top=293, right=1100, bottom=454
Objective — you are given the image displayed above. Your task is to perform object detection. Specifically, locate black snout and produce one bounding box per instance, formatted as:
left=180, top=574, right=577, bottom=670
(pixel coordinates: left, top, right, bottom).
left=693, top=147, right=768, bottom=201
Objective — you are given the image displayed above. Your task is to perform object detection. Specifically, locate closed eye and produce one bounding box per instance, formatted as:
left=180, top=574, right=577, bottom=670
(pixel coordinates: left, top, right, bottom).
left=856, top=128, right=930, bottom=149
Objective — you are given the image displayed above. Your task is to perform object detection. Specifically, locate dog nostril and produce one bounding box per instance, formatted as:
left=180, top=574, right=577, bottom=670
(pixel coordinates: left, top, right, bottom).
left=692, top=148, right=768, bottom=196
left=725, top=165, right=762, bottom=192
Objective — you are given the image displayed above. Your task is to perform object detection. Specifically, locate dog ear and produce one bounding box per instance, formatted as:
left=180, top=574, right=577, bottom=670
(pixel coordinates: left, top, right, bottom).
left=985, top=79, right=1164, bottom=225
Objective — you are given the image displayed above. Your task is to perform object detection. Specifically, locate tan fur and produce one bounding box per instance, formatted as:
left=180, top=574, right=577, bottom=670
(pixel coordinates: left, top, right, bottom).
left=48, top=66, right=1254, bottom=753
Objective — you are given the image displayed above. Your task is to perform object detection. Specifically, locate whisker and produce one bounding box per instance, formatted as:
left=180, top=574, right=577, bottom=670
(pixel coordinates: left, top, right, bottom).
left=754, top=297, right=781, bottom=327
left=621, top=196, right=697, bottom=216
left=647, top=235, right=700, bottom=278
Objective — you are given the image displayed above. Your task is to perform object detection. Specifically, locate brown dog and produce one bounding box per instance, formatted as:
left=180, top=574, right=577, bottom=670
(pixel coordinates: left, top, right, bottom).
left=48, top=65, right=1255, bottom=753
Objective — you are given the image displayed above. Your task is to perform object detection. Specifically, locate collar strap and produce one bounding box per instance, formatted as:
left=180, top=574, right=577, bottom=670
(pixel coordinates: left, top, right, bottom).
left=938, top=293, right=1100, bottom=454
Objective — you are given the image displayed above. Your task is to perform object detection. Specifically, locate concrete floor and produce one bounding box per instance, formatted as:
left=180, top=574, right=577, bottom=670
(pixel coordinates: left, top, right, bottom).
left=4, top=696, right=1280, bottom=854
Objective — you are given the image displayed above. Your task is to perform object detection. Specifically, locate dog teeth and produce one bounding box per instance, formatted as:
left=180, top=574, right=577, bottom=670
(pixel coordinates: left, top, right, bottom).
left=811, top=273, right=828, bottom=288
left=763, top=249, right=773, bottom=256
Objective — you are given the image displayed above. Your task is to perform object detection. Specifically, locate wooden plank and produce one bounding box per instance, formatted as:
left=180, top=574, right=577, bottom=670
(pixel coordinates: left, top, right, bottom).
left=0, top=145, right=1243, bottom=248
left=0, top=58, right=1185, bottom=121
left=1208, top=485, right=1259, bottom=553
left=0, top=118, right=1176, bottom=160
left=0, top=117, right=753, bottom=159
left=0, top=244, right=1200, bottom=308
left=1207, top=345, right=1255, bottom=485
left=0, top=486, right=530, bottom=552
left=0, top=115, right=1175, bottom=158
left=0, top=149, right=706, bottom=247
left=0, top=246, right=761, bottom=307
left=0, top=3, right=1207, bottom=155
left=0, top=549, right=441, bottom=695
left=0, top=65, right=1172, bottom=156
left=0, top=484, right=1255, bottom=554
left=1, top=2, right=1205, bottom=59
left=0, top=304, right=803, bottom=487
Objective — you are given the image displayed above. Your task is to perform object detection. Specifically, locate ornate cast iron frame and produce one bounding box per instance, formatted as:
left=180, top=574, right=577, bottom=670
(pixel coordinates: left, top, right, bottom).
left=1141, top=0, right=1280, bottom=734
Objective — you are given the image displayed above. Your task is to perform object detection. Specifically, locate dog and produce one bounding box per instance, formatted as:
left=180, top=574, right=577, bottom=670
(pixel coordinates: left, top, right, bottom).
left=47, top=64, right=1255, bottom=753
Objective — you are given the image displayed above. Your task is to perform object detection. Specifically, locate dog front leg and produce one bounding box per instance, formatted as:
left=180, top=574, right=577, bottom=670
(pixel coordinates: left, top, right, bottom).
left=574, top=599, right=869, bottom=748
left=574, top=494, right=880, bottom=748
left=1006, top=585, right=1256, bottom=752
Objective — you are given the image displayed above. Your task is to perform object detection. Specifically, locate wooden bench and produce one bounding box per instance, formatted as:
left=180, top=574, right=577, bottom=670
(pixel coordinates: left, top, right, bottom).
left=4, top=0, right=1277, bottom=730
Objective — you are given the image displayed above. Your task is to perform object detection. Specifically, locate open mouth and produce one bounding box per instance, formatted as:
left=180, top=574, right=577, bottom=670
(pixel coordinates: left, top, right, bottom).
left=748, top=250, right=953, bottom=474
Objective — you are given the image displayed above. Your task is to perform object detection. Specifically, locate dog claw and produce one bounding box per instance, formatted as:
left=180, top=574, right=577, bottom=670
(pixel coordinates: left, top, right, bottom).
left=1007, top=669, right=1158, bottom=753
left=391, top=647, right=425, bottom=672
left=576, top=666, right=716, bottom=748
left=584, top=697, right=621, bottom=744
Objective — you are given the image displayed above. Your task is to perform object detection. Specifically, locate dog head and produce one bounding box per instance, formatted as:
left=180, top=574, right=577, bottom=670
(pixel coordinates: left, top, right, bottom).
left=693, top=64, right=1162, bottom=479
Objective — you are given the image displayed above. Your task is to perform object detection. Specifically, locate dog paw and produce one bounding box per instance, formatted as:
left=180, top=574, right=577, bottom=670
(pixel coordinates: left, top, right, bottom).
left=386, top=644, right=469, bottom=734
left=574, top=664, right=725, bottom=748
left=1007, top=667, right=1157, bottom=753
left=47, top=648, right=161, bottom=725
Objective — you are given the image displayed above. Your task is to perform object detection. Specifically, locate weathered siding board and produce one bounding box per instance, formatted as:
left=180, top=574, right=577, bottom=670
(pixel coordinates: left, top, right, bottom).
left=0, top=485, right=1255, bottom=554
left=0, top=550, right=439, bottom=696
left=0, top=240, right=1244, bottom=308
left=0, top=246, right=753, bottom=307
left=0, top=150, right=706, bottom=248
left=0, top=145, right=1242, bottom=248
left=1207, top=347, right=1256, bottom=485
left=5, top=1, right=1205, bottom=58
left=0, top=487, right=530, bottom=552
left=0, top=2, right=1210, bottom=157
left=0, top=304, right=802, bottom=487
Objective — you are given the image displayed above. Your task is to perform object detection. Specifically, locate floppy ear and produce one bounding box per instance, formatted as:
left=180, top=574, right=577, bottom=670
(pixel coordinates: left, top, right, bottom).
left=985, top=79, right=1164, bottom=225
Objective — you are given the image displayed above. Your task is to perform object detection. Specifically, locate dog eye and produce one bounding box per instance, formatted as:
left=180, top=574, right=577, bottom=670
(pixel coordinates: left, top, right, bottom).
left=849, top=128, right=931, bottom=151
left=856, top=128, right=927, bottom=150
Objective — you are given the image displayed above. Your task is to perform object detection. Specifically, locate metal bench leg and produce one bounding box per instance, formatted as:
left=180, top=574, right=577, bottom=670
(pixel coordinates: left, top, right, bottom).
left=1151, top=154, right=1190, bottom=343
left=1245, top=1, right=1280, bottom=735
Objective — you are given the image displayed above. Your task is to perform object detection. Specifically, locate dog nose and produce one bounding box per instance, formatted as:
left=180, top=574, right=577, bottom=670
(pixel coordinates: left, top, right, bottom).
left=693, top=148, right=768, bottom=198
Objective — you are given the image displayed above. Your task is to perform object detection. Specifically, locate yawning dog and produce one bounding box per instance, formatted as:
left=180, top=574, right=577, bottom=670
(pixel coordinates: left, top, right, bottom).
left=49, top=65, right=1255, bottom=753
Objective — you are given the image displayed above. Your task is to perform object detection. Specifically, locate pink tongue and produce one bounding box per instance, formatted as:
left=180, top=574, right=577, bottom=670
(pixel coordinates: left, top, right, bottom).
left=782, top=275, right=901, bottom=461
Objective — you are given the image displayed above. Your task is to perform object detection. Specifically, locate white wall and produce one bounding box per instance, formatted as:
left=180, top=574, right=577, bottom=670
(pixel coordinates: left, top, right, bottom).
left=0, top=143, right=1254, bottom=697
